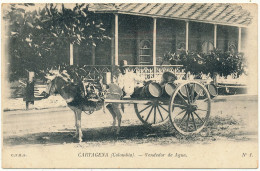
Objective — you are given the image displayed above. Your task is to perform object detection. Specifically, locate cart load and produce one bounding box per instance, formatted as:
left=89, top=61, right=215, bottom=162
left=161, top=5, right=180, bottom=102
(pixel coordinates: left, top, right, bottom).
left=103, top=71, right=212, bottom=135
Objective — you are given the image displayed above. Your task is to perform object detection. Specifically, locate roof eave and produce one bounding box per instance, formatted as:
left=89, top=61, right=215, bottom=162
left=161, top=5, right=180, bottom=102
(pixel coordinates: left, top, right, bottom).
left=94, top=10, right=250, bottom=28
left=90, top=10, right=119, bottom=13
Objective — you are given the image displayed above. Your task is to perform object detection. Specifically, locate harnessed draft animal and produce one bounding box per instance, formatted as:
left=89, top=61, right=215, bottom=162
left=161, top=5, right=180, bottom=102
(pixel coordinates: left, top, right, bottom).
left=44, top=69, right=123, bottom=142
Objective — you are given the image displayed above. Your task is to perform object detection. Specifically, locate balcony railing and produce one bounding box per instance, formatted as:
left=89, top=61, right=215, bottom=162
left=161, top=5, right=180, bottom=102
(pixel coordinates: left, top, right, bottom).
left=81, top=65, right=112, bottom=80
left=81, top=65, right=185, bottom=81
left=126, top=65, right=185, bottom=80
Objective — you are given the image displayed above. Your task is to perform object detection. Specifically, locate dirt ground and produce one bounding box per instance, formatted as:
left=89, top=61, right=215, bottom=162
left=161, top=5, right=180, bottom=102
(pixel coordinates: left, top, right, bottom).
left=2, top=94, right=258, bottom=168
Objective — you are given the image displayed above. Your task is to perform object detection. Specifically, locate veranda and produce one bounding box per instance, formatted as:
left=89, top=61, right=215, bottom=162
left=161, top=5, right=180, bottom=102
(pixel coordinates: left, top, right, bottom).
left=58, top=4, right=252, bottom=81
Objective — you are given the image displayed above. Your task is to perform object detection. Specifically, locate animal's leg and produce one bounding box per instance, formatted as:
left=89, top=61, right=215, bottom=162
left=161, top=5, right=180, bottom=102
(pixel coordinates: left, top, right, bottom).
left=76, top=109, right=83, bottom=142
left=106, top=104, right=116, bottom=130
left=112, top=104, right=122, bottom=135
left=73, top=110, right=79, bottom=138
left=69, top=106, right=79, bottom=138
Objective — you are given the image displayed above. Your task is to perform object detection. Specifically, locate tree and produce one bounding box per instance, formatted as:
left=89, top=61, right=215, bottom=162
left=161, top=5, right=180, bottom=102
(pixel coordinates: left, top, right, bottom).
left=4, top=3, right=110, bottom=81
left=162, top=49, right=247, bottom=78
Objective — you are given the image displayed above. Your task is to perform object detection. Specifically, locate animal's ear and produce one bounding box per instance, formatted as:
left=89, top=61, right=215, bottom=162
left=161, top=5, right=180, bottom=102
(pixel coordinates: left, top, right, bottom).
left=49, top=67, right=54, bottom=75
left=58, top=65, right=61, bottom=71
left=45, top=74, right=55, bottom=81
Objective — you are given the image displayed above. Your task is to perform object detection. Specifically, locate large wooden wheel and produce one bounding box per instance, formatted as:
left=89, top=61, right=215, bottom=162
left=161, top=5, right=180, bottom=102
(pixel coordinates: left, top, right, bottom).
left=169, top=81, right=211, bottom=135
left=134, top=99, right=169, bottom=126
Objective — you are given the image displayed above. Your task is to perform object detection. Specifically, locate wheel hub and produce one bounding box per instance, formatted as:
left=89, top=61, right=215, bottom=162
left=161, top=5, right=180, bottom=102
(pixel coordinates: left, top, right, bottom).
left=187, top=104, right=197, bottom=113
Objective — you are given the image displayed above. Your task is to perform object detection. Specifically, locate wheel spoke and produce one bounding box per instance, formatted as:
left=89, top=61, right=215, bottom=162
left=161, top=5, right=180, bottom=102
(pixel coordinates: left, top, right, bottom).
left=191, top=112, right=197, bottom=131
left=193, top=111, right=204, bottom=124
left=177, top=92, right=189, bottom=106
left=145, top=106, right=154, bottom=122
left=185, top=84, right=191, bottom=104
left=154, top=106, right=157, bottom=124
left=197, top=108, right=208, bottom=112
left=176, top=109, right=186, bottom=117
left=172, top=104, right=187, bottom=108
left=157, top=106, right=164, bottom=121
left=169, top=83, right=211, bottom=134
left=186, top=113, right=190, bottom=131
left=194, top=89, right=203, bottom=102
left=179, top=111, right=188, bottom=125
left=158, top=104, right=169, bottom=113
left=191, top=84, right=195, bottom=103
left=139, top=104, right=152, bottom=114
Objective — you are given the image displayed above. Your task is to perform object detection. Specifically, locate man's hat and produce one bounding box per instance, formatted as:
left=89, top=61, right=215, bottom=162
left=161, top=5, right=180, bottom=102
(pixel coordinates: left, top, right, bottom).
left=119, top=60, right=128, bottom=67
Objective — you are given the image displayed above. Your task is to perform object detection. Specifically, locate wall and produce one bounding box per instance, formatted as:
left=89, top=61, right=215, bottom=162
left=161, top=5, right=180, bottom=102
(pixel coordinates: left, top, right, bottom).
left=241, top=28, right=247, bottom=52
left=75, top=13, right=243, bottom=66
left=189, top=22, right=214, bottom=53
left=117, top=15, right=154, bottom=65
left=94, top=14, right=113, bottom=65
left=72, top=14, right=113, bottom=66
left=118, top=14, right=138, bottom=65
left=217, top=25, right=227, bottom=52
left=75, top=44, right=92, bottom=66
left=156, top=19, right=176, bottom=64
left=174, top=20, right=186, bottom=54
left=227, top=26, right=238, bottom=53
left=136, top=16, right=153, bottom=65
left=217, top=25, right=239, bottom=53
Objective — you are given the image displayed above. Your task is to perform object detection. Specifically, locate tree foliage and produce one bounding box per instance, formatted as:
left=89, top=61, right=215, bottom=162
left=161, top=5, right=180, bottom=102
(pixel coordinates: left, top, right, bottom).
left=164, top=50, right=247, bottom=78
left=4, top=3, right=109, bottom=81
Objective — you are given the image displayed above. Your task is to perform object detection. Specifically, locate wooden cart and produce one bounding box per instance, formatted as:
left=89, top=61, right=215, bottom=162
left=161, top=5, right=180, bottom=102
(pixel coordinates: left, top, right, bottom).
left=104, top=80, right=211, bottom=135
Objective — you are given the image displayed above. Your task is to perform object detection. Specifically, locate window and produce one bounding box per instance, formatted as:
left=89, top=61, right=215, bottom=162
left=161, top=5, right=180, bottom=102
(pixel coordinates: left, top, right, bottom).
left=228, top=44, right=237, bottom=54
left=202, top=41, right=214, bottom=54
left=177, top=42, right=186, bottom=51
left=139, top=40, right=152, bottom=65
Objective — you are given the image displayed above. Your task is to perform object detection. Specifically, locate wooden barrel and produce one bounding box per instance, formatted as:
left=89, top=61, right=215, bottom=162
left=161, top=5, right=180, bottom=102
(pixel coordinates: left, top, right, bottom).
left=143, top=82, right=162, bottom=98
left=180, top=83, right=206, bottom=97
left=162, top=83, right=176, bottom=96
left=206, top=84, right=218, bottom=97
left=179, top=85, right=187, bottom=97
left=194, top=84, right=205, bottom=96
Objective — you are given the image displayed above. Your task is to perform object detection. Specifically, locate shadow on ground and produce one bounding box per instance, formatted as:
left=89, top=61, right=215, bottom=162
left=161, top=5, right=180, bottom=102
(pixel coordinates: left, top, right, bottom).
left=3, top=116, right=257, bottom=147
left=3, top=124, right=174, bottom=146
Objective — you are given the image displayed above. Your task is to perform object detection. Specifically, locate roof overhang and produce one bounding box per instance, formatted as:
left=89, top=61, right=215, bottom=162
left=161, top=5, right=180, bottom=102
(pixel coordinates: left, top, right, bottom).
left=89, top=3, right=253, bottom=28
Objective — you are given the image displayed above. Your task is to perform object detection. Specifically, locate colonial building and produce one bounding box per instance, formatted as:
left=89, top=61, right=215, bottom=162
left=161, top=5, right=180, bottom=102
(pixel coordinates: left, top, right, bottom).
left=68, top=3, right=253, bottom=80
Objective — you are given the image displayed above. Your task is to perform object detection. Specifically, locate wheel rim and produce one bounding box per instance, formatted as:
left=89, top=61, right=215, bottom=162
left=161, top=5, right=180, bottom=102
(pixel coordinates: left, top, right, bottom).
left=169, top=81, right=211, bottom=135
left=207, top=84, right=218, bottom=97
left=134, top=100, right=169, bottom=126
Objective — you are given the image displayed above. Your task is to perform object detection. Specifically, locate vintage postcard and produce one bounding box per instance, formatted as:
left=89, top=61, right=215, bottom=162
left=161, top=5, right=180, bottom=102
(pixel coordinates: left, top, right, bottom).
left=1, top=2, right=258, bottom=168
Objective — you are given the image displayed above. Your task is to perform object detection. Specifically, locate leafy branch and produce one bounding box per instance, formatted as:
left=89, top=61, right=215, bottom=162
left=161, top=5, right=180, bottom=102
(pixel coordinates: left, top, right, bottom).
left=4, top=3, right=110, bottom=81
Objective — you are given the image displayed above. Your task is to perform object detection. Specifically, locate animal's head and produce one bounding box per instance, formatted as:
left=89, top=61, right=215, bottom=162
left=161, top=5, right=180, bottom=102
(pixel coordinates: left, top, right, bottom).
left=45, top=68, right=69, bottom=95
left=44, top=68, right=59, bottom=81
left=46, top=77, right=59, bottom=96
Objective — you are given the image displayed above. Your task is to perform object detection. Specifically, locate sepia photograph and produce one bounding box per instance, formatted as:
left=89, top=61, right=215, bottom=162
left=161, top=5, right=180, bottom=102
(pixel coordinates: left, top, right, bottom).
left=1, top=2, right=258, bottom=168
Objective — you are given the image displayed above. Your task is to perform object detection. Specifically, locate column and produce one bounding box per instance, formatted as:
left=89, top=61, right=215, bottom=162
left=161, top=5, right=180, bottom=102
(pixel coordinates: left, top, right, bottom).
left=185, top=21, right=189, bottom=52
left=70, top=43, right=73, bottom=65
left=92, top=45, right=95, bottom=65
left=111, top=16, right=115, bottom=66
left=214, top=24, right=217, bottom=48
left=238, top=27, right=241, bottom=52
left=115, top=14, right=119, bottom=65
left=153, top=18, right=157, bottom=66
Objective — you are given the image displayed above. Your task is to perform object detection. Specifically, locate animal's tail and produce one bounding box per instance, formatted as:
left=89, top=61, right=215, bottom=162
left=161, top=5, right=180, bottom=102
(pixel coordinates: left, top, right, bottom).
left=121, top=104, right=124, bottom=113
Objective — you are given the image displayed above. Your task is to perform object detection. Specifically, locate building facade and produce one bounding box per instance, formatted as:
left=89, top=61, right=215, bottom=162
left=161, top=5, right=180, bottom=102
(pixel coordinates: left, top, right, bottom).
left=69, top=3, right=252, bottom=80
